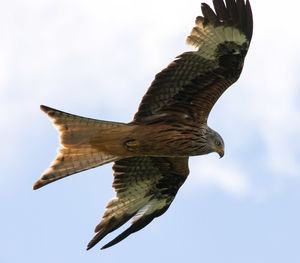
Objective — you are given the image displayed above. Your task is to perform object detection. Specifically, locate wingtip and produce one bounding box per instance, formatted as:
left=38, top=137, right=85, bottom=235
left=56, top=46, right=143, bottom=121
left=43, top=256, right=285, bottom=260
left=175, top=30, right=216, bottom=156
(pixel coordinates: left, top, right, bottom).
left=32, top=180, right=43, bottom=190
left=86, top=231, right=106, bottom=251
left=201, top=0, right=253, bottom=42
left=40, top=105, right=55, bottom=116
left=86, top=242, right=93, bottom=251
left=40, top=104, right=48, bottom=112
left=100, top=240, right=115, bottom=250
left=40, top=104, right=58, bottom=114
left=86, top=246, right=91, bottom=251
left=86, top=240, right=99, bottom=251
left=245, top=0, right=253, bottom=41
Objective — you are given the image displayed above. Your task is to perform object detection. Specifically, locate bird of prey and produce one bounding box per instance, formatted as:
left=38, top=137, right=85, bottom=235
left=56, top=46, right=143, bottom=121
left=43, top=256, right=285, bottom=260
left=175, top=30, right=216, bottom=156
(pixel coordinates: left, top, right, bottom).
left=33, top=0, right=253, bottom=250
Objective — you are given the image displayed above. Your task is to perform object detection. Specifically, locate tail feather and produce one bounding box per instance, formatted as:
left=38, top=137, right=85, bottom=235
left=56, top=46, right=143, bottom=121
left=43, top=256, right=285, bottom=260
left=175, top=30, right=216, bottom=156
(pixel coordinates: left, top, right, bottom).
left=40, top=105, right=125, bottom=147
left=33, top=148, right=117, bottom=190
left=33, top=105, right=127, bottom=190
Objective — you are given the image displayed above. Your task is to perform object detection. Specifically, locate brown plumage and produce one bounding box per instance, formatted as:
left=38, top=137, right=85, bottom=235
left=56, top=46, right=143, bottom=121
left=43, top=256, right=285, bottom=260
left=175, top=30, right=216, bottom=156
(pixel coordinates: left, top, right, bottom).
left=33, top=0, right=253, bottom=250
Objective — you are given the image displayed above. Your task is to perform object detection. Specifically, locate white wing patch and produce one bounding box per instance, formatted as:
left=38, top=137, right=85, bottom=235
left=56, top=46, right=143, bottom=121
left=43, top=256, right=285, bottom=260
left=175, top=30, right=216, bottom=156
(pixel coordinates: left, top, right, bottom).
left=131, top=201, right=154, bottom=223
left=131, top=199, right=167, bottom=224
left=103, top=196, right=149, bottom=220
left=186, top=19, right=247, bottom=59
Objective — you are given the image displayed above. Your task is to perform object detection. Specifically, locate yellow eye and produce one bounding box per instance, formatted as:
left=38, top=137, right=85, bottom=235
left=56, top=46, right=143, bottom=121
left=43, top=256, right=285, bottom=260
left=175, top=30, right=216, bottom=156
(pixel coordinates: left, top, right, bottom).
left=215, top=140, right=221, bottom=147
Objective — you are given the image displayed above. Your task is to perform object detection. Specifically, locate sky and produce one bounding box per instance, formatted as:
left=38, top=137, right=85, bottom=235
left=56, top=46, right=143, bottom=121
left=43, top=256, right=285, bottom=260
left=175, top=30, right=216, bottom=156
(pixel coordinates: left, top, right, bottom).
left=1, top=0, right=300, bottom=262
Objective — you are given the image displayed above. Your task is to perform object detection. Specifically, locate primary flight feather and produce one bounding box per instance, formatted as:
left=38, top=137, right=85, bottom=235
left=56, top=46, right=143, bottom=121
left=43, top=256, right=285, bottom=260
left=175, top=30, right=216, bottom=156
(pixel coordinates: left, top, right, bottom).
left=34, top=0, right=253, bottom=250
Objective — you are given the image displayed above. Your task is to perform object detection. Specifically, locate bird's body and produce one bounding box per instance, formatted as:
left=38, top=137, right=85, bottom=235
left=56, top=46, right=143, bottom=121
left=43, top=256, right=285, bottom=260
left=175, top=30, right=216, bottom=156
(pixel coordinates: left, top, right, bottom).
left=34, top=0, right=253, bottom=250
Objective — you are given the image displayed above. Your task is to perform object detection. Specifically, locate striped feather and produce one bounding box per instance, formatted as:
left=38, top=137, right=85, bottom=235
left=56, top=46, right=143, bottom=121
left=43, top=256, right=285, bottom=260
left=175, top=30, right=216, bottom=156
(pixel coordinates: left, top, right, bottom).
left=86, top=157, right=189, bottom=250
left=33, top=106, right=126, bottom=189
left=134, top=0, right=252, bottom=123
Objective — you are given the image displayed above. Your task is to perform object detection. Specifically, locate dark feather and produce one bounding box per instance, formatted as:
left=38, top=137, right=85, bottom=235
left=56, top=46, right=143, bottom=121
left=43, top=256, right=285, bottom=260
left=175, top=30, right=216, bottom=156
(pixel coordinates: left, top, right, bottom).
left=101, top=206, right=169, bottom=249
left=245, top=0, right=253, bottom=40
left=237, top=0, right=246, bottom=35
left=87, top=214, right=133, bottom=250
left=86, top=157, right=189, bottom=249
left=213, top=0, right=229, bottom=21
left=225, top=0, right=238, bottom=22
left=133, top=0, right=253, bottom=125
left=201, top=3, right=219, bottom=25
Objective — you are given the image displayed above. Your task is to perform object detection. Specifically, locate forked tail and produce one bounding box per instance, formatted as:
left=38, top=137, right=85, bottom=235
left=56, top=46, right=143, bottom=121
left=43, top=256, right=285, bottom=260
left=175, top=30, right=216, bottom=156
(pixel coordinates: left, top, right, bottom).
left=33, top=105, right=130, bottom=190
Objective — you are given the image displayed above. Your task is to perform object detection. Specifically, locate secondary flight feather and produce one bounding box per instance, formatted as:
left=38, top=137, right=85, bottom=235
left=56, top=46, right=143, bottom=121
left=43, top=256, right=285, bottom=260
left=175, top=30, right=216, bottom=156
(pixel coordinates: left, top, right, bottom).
left=34, top=0, right=253, bottom=250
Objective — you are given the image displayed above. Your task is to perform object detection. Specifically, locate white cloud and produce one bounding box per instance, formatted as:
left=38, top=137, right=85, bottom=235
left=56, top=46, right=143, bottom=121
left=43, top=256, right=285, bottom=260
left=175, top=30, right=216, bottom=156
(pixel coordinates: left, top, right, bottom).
left=241, top=5, right=300, bottom=178
left=188, top=156, right=251, bottom=197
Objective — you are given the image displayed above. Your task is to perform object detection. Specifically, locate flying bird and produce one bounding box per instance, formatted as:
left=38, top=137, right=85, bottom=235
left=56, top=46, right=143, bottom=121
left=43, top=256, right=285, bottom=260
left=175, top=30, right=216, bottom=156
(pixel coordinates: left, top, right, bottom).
left=33, top=0, right=253, bottom=250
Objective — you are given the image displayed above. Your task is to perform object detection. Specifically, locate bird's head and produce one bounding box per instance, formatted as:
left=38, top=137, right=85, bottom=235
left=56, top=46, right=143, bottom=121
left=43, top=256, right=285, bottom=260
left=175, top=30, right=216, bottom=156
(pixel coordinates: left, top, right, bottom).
left=205, top=127, right=224, bottom=158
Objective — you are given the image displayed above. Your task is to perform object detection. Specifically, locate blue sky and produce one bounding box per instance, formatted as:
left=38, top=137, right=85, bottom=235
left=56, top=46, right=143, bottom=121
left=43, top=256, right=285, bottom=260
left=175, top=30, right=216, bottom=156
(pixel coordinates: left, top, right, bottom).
left=1, top=0, right=300, bottom=262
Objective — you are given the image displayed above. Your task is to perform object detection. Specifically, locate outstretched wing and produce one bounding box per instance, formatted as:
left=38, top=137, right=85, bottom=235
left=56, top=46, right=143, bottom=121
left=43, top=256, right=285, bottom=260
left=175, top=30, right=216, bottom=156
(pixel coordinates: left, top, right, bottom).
left=133, top=0, right=253, bottom=124
left=87, top=156, right=189, bottom=250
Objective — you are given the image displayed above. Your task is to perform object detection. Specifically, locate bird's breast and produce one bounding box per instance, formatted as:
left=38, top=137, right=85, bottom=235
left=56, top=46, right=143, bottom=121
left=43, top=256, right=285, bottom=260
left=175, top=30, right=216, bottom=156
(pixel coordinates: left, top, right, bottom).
left=126, top=123, right=208, bottom=157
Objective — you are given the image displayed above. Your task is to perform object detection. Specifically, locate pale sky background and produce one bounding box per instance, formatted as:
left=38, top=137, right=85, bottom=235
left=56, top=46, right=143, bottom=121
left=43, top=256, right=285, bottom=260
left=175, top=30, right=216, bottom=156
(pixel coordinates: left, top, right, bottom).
left=1, top=0, right=300, bottom=262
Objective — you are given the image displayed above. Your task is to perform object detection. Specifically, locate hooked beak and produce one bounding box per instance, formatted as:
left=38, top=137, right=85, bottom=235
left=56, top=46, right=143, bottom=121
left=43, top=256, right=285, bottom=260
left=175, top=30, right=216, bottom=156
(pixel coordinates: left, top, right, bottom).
left=217, top=149, right=224, bottom=159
